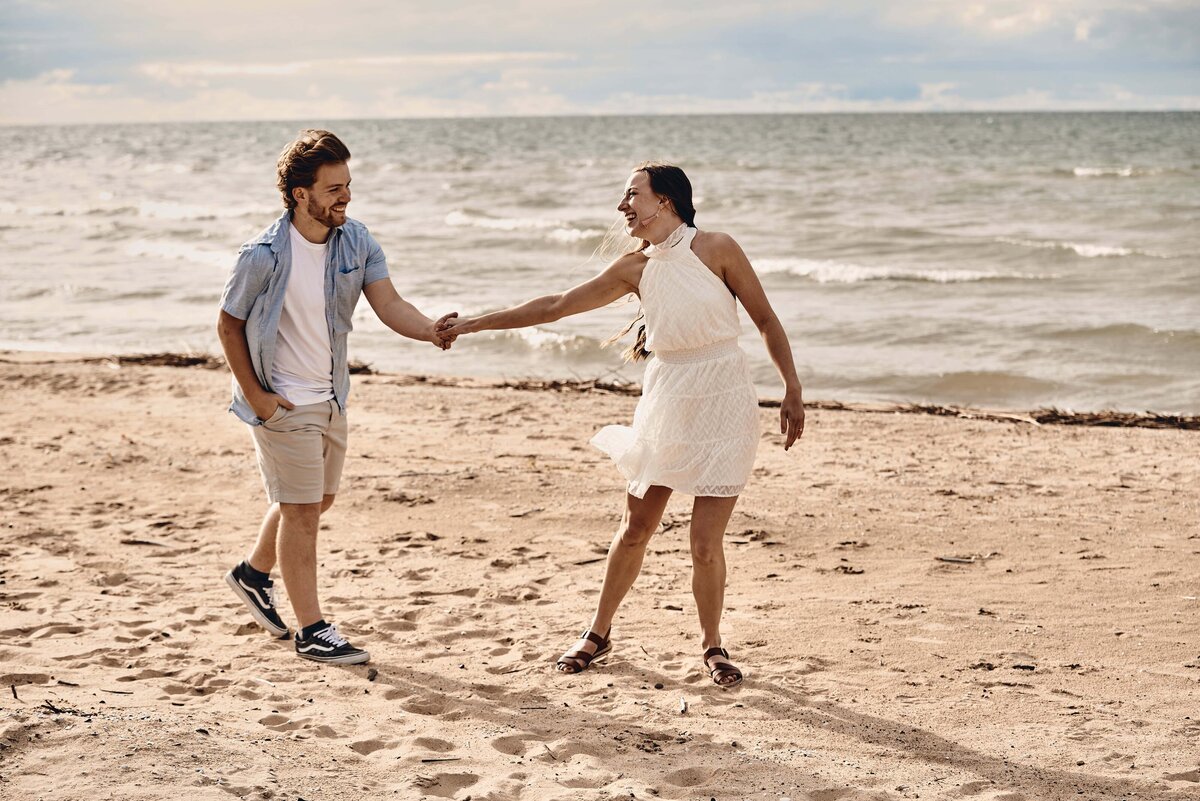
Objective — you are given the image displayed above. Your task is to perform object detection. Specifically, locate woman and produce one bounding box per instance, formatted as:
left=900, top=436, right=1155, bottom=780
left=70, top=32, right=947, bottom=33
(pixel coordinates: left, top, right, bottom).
left=441, top=163, right=805, bottom=687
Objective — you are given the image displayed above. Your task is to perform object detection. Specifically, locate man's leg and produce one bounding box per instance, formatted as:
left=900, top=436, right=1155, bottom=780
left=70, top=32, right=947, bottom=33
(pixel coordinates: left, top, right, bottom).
left=275, top=494, right=336, bottom=629
left=277, top=501, right=323, bottom=629
left=247, top=493, right=334, bottom=575
left=247, top=503, right=281, bottom=573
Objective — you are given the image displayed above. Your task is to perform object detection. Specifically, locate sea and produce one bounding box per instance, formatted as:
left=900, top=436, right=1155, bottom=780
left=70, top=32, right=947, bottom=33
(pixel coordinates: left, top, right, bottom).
left=2, top=113, right=1198, bottom=413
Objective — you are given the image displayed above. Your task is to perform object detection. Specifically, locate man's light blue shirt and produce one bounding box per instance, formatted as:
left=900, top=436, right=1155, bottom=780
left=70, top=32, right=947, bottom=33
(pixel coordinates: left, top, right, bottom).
left=220, top=210, right=389, bottom=425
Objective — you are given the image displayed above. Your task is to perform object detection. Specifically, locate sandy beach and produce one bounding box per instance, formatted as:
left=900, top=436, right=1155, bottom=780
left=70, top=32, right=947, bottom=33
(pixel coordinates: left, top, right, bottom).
left=1, top=352, right=1197, bottom=801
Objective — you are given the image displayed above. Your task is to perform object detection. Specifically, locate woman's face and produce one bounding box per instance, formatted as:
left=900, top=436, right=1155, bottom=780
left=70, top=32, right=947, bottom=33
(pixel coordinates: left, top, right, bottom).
left=617, top=170, right=664, bottom=237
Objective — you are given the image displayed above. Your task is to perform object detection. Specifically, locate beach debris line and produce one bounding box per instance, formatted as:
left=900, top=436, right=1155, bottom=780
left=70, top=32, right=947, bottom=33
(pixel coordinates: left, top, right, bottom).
left=96, top=353, right=225, bottom=369
left=58, top=352, right=1200, bottom=429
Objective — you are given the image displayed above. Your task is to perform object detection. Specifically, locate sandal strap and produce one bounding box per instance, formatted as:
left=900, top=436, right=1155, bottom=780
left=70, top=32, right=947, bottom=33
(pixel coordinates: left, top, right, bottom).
left=703, top=646, right=742, bottom=682
left=558, top=650, right=593, bottom=666
left=580, top=628, right=609, bottom=648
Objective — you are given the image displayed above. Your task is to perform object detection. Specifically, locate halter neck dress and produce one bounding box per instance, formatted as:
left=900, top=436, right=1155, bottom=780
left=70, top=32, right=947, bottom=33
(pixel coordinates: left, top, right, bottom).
left=591, top=224, right=759, bottom=498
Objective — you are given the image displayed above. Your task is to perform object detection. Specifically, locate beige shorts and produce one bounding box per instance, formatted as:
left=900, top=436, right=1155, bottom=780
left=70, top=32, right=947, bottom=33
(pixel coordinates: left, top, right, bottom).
left=250, top=400, right=348, bottom=504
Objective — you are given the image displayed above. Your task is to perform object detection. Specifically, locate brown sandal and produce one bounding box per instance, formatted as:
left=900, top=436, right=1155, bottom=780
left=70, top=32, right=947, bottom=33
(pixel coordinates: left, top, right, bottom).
left=556, top=628, right=611, bottom=674
left=703, top=646, right=743, bottom=688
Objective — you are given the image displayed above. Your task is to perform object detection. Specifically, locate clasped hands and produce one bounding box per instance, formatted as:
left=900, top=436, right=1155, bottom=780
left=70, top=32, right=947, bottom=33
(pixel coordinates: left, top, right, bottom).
left=431, top=312, right=483, bottom=350
left=430, top=312, right=459, bottom=350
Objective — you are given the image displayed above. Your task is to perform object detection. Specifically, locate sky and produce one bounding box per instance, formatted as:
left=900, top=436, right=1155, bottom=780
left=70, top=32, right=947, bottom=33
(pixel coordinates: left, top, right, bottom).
left=2, top=0, right=1198, bottom=125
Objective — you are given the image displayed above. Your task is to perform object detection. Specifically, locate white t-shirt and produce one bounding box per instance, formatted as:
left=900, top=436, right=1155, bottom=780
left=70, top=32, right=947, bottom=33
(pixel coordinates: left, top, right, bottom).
left=271, top=224, right=335, bottom=405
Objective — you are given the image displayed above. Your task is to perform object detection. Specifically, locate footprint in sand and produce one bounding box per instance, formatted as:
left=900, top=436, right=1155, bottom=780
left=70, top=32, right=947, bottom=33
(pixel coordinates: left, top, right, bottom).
left=115, top=668, right=179, bottom=682
left=413, top=736, right=455, bottom=752
left=399, top=694, right=457, bottom=717
left=533, top=737, right=611, bottom=764
left=662, top=766, right=719, bottom=788
left=412, top=772, right=479, bottom=798
left=349, top=737, right=397, bottom=755
left=376, top=619, right=417, bottom=633
left=1164, top=768, right=1200, bottom=783
left=257, top=713, right=311, bottom=732
left=0, top=673, right=50, bottom=687
left=492, top=734, right=538, bottom=756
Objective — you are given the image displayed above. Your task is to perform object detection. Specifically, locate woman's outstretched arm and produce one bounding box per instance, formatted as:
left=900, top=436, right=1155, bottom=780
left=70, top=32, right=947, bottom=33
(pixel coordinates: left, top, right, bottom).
left=709, top=233, right=806, bottom=450
left=444, top=253, right=644, bottom=335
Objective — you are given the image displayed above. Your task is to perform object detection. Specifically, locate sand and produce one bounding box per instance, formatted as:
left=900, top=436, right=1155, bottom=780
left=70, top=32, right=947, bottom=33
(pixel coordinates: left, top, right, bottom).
left=0, top=352, right=1197, bottom=801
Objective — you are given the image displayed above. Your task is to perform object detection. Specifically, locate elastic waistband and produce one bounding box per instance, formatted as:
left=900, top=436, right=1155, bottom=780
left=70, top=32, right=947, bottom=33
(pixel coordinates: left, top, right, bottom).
left=653, top=338, right=740, bottom=364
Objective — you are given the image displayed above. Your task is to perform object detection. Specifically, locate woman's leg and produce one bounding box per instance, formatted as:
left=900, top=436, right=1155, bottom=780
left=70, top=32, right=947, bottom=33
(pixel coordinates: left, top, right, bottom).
left=557, top=485, right=673, bottom=672
left=689, top=495, right=739, bottom=654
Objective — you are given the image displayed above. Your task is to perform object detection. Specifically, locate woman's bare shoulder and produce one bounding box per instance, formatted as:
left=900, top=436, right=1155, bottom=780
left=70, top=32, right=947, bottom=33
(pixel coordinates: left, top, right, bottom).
left=691, top=230, right=745, bottom=270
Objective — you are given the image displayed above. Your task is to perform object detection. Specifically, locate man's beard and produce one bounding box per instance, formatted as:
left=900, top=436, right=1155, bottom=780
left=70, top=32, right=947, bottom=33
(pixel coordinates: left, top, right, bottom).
left=306, top=197, right=345, bottom=228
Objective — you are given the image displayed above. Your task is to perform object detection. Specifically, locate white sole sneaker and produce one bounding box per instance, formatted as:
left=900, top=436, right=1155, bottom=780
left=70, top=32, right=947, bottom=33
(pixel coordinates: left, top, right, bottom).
left=224, top=569, right=290, bottom=638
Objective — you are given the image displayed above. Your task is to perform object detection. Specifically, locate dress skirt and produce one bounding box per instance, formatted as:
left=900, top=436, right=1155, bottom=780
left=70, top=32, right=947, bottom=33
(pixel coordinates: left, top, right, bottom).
left=590, top=339, right=760, bottom=498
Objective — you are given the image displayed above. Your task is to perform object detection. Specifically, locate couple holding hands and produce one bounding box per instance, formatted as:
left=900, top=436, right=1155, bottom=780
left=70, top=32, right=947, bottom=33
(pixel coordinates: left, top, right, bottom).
left=218, top=129, right=804, bottom=688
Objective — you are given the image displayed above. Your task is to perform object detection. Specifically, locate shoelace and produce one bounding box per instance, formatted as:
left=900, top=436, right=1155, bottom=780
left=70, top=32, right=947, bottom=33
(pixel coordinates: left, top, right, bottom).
left=266, top=585, right=279, bottom=608
left=314, top=624, right=349, bottom=648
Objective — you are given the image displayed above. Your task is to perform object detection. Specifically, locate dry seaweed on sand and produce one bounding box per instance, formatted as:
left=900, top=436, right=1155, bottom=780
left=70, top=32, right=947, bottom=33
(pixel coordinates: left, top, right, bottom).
left=35, top=352, right=1200, bottom=430
left=94, top=353, right=226, bottom=369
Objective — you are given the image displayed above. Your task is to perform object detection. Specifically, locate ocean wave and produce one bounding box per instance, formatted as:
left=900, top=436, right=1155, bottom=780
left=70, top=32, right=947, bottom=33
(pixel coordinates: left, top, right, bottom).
left=754, top=258, right=1030, bottom=284
left=1040, top=322, right=1200, bottom=349
left=0, top=202, right=136, bottom=217
left=1064, top=166, right=1161, bottom=178
left=126, top=239, right=231, bottom=269
left=137, top=200, right=266, bottom=221
left=445, top=209, right=564, bottom=232
left=546, top=227, right=606, bottom=244
left=143, top=161, right=210, bottom=175
left=446, top=209, right=607, bottom=244
left=996, top=237, right=1161, bottom=258
left=473, top=327, right=606, bottom=357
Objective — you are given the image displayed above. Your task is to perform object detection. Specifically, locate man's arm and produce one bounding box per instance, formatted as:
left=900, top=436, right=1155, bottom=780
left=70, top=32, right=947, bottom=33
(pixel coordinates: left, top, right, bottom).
left=362, top=278, right=455, bottom=349
left=216, top=310, right=294, bottom=420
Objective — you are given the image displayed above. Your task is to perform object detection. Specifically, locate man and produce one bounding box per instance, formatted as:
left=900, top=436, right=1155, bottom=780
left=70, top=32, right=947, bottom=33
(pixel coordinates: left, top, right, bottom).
left=217, top=129, right=455, bottom=665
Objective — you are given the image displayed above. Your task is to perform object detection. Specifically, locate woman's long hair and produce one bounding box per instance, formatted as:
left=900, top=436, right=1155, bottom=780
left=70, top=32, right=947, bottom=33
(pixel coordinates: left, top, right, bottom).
left=603, top=162, right=697, bottom=362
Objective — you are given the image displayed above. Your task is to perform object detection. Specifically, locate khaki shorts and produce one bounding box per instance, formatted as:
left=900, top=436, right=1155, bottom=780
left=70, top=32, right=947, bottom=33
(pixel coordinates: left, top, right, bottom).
left=250, top=400, right=348, bottom=504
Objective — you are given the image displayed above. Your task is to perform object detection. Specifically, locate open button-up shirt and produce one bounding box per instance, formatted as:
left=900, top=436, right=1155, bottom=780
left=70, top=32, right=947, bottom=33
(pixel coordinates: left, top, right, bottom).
left=219, top=210, right=389, bottom=425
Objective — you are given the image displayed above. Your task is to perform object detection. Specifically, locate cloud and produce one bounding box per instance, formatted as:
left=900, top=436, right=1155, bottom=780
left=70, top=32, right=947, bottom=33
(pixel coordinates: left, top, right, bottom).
left=138, top=52, right=574, bottom=89
left=2, top=1, right=1198, bottom=124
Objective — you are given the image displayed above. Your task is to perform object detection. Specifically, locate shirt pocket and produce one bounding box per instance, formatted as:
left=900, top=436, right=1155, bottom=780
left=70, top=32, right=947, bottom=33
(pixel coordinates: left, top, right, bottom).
left=333, top=264, right=362, bottom=332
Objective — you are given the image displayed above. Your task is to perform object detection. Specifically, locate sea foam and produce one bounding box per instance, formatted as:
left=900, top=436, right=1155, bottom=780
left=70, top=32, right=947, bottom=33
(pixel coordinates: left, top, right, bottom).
left=126, top=239, right=231, bottom=269
left=996, top=237, right=1154, bottom=258
left=754, top=258, right=1018, bottom=284
left=445, top=209, right=563, bottom=231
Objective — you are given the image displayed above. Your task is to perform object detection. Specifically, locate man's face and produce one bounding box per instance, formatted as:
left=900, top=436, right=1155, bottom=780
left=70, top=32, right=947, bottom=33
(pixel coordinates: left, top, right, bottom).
left=298, top=162, right=351, bottom=228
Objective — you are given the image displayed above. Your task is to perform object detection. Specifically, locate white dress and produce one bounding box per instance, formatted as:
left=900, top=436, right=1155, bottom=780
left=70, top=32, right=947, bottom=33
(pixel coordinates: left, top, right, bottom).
left=591, top=224, right=760, bottom=498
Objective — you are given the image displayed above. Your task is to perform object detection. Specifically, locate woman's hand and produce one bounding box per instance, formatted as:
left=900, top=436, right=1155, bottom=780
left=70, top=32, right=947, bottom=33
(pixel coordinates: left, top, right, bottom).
left=781, top=389, right=805, bottom=450
left=440, top=315, right=482, bottom=336
left=430, top=312, right=459, bottom=350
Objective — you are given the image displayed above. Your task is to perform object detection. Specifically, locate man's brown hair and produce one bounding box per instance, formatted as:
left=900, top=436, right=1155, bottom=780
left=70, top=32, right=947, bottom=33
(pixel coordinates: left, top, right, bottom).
left=276, top=130, right=351, bottom=210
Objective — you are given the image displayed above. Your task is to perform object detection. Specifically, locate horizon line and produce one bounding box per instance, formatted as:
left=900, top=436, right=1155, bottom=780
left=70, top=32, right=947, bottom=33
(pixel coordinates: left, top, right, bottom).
left=4, top=107, right=1198, bottom=129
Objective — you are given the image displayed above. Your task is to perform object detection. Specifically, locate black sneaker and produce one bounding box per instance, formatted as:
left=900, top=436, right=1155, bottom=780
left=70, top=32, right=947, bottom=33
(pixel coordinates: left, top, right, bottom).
left=295, top=623, right=370, bottom=665
left=224, top=562, right=289, bottom=638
